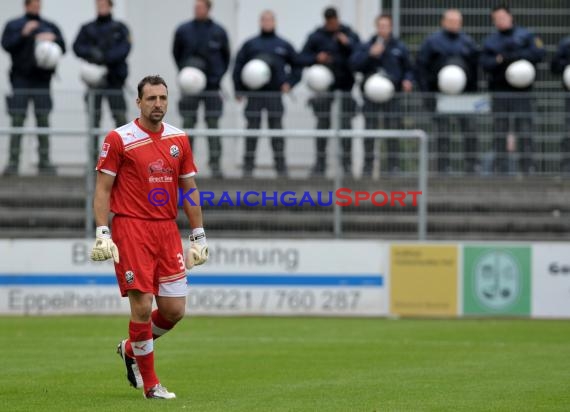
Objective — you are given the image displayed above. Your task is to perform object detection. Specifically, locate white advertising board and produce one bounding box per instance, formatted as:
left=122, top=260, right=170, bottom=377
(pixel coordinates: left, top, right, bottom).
left=532, top=244, right=570, bottom=318
left=0, top=239, right=387, bottom=316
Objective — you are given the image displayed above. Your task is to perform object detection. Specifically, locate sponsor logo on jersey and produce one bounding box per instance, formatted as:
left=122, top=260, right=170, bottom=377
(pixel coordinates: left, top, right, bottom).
left=148, top=159, right=174, bottom=175
left=170, top=145, right=180, bottom=158
left=148, top=159, right=174, bottom=183
left=100, top=143, right=110, bottom=158
left=149, top=176, right=173, bottom=183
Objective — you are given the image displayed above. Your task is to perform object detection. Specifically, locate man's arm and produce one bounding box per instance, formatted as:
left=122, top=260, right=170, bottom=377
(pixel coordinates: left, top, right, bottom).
left=232, top=42, right=249, bottom=94
left=91, top=171, right=119, bottom=262
left=479, top=39, right=502, bottom=72
left=105, top=23, right=131, bottom=64
left=285, top=41, right=302, bottom=88
left=220, top=27, right=231, bottom=75
left=179, top=176, right=208, bottom=268
left=50, top=22, right=66, bottom=54
left=517, top=32, right=545, bottom=64
left=93, top=171, right=115, bottom=226
left=552, top=38, right=570, bottom=74
left=73, top=25, right=91, bottom=60
left=179, top=175, right=203, bottom=229
left=298, top=32, right=318, bottom=66
left=348, top=41, right=371, bottom=73
left=400, top=42, right=414, bottom=91
left=2, top=21, right=26, bottom=53
left=172, top=25, right=185, bottom=70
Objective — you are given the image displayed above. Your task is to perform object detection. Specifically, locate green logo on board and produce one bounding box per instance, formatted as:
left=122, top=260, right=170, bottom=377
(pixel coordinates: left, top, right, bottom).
left=463, top=246, right=530, bottom=316
left=473, top=250, right=520, bottom=310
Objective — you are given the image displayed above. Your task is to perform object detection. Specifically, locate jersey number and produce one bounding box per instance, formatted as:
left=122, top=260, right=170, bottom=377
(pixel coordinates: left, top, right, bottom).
left=177, top=253, right=185, bottom=271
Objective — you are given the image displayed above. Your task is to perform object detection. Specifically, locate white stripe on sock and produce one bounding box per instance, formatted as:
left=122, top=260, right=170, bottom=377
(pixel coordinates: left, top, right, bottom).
left=131, top=338, right=153, bottom=356
left=151, top=322, right=170, bottom=337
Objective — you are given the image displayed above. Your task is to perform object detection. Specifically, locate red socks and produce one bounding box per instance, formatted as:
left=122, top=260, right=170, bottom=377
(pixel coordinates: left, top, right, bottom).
left=125, top=310, right=176, bottom=357
left=151, top=309, right=176, bottom=339
left=129, top=321, right=159, bottom=392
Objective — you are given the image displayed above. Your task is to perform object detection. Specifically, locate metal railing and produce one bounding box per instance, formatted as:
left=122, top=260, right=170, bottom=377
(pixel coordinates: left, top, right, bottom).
left=3, top=88, right=570, bottom=240
left=0, top=125, right=429, bottom=240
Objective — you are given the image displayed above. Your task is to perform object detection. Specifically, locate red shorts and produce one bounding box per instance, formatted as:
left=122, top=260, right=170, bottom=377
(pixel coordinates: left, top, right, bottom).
left=111, top=216, right=187, bottom=297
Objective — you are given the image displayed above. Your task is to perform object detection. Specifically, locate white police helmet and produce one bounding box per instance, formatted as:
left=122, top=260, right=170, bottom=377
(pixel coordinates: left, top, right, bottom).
left=79, top=61, right=108, bottom=87
left=305, top=64, right=334, bottom=92
left=34, top=41, right=63, bottom=70
left=437, top=64, right=467, bottom=95
left=241, top=59, right=272, bottom=90
left=178, top=66, right=207, bottom=95
left=364, top=74, right=395, bottom=103
left=505, top=59, right=536, bottom=88
left=563, top=65, right=570, bottom=89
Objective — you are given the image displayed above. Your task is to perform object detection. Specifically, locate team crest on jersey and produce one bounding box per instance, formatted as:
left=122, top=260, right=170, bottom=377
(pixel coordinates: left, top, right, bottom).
left=100, top=143, right=110, bottom=158
left=170, top=145, right=180, bottom=158
left=125, top=270, right=135, bottom=284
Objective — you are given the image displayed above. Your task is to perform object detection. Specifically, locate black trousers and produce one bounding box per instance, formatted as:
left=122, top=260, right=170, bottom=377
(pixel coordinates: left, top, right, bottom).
left=243, top=94, right=286, bottom=174
left=562, top=96, right=570, bottom=173
left=362, top=97, right=403, bottom=173
left=492, top=94, right=533, bottom=174
left=86, top=87, right=127, bottom=164
left=179, top=91, right=223, bottom=171
left=5, top=76, right=53, bottom=168
left=433, top=115, right=477, bottom=173
left=424, top=96, right=478, bottom=173
left=309, top=93, right=357, bottom=172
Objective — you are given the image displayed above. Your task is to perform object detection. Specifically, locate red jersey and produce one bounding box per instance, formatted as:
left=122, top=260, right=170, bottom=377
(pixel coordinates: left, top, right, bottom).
left=96, top=119, right=197, bottom=220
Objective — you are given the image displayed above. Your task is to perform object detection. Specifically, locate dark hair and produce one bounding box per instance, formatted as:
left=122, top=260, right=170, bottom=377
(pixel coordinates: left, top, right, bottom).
left=197, top=0, right=212, bottom=10
left=324, top=7, right=338, bottom=20
left=492, top=3, right=510, bottom=14
left=376, top=13, right=392, bottom=24
left=137, top=75, right=168, bottom=99
left=24, top=0, right=37, bottom=6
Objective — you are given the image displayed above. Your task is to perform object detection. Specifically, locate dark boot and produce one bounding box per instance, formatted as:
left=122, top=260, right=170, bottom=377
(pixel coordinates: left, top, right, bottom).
left=206, top=118, right=223, bottom=178
left=243, top=137, right=257, bottom=178
left=341, top=137, right=352, bottom=178
left=310, top=137, right=327, bottom=177
left=362, top=138, right=375, bottom=178
left=37, top=115, right=56, bottom=175
left=4, top=115, right=24, bottom=176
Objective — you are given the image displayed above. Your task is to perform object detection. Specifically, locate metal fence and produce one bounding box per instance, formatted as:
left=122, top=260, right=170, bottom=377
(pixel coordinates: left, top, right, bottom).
left=1, top=88, right=569, bottom=240
left=386, top=0, right=569, bottom=91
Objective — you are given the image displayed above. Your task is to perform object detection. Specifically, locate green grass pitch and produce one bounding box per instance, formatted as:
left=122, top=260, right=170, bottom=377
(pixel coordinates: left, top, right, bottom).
left=1, top=316, right=569, bottom=411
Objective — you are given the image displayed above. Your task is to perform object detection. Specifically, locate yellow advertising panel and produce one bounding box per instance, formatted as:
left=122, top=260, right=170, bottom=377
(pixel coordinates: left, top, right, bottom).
left=390, top=245, right=458, bottom=317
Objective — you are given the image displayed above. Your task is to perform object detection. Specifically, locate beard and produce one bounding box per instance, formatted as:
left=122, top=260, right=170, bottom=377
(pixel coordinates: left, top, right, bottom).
left=148, top=110, right=165, bottom=123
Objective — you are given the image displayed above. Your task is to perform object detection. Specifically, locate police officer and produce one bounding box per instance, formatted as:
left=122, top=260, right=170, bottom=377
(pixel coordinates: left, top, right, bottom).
left=173, top=0, right=230, bottom=178
left=551, top=35, right=570, bottom=174
left=233, top=10, right=301, bottom=177
left=417, top=8, right=479, bottom=174
left=73, top=0, right=131, bottom=166
left=350, top=14, right=413, bottom=177
left=300, top=7, right=360, bottom=177
left=1, top=0, right=65, bottom=176
left=480, top=4, right=545, bottom=174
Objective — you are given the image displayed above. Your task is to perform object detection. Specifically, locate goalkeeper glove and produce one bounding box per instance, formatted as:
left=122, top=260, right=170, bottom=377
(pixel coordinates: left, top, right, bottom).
left=90, top=226, right=120, bottom=263
left=185, top=228, right=209, bottom=269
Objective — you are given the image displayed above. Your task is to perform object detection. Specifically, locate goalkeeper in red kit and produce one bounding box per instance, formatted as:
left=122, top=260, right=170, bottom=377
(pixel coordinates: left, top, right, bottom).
left=90, top=75, right=208, bottom=399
